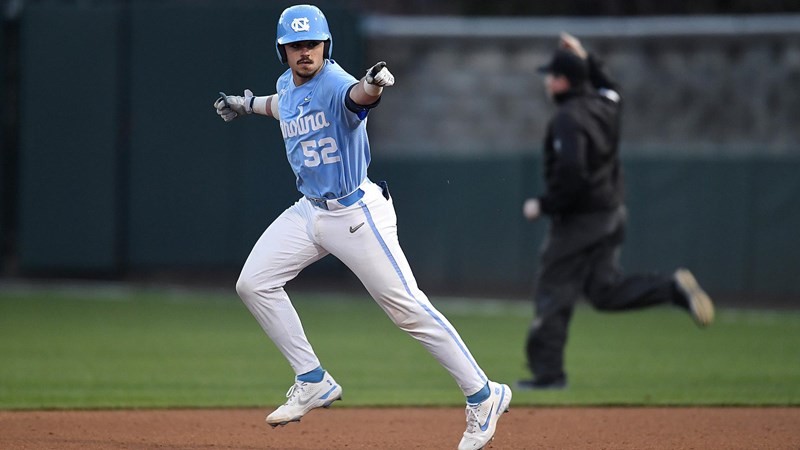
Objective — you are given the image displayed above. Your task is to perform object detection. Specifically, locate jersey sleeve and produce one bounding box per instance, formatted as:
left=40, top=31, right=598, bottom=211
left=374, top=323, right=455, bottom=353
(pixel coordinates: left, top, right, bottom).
left=327, top=62, right=375, bottom=128
left=587, top=54, right=622, bottom=103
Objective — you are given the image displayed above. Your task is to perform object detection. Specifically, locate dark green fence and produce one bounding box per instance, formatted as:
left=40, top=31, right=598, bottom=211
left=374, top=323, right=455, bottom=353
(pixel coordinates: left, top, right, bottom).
left=370, top=156, right=800, bottom=299
left=9, top=3, right=800, bottom=301
left=18, top=5, right=119, bottom=272
left=0, top=18, right=5, bottom=273
left=16, top=2, right=361, bottom=274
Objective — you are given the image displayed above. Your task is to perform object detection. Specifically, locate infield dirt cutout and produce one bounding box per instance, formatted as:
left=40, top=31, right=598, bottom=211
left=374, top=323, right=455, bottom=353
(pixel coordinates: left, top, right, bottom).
left=2, top=407, right=798, bottom=449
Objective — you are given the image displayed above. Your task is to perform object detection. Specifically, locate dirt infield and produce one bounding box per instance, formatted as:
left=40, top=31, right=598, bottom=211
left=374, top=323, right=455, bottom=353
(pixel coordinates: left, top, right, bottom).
left=2, top=407, right=798, bottom=449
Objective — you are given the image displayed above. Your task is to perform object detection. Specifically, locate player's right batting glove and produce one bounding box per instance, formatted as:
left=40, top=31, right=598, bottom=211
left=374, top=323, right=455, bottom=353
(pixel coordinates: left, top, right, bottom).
left=213, top=89, right=255, bottom=122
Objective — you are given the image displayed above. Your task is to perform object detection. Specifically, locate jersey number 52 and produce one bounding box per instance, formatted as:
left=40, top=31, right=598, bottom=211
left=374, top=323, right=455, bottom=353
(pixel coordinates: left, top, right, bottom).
left=301, top=138, right=341, bottom=167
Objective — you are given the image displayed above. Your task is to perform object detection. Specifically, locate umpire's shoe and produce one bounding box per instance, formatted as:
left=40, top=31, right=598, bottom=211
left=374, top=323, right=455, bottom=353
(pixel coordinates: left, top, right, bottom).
left=458, top=381, right=512, bottom=450
left=516, top=375, right=567, bottom=391
left=674, top=268, right=715, bottom=327
left=266, top=371, right=342, bottom=427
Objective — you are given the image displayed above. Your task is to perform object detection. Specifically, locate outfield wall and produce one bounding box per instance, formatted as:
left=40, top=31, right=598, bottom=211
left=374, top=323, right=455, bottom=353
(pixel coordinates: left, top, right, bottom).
left=369, top=156, right=800, bottom=298
left=18, top=142, right=800, bottom=299
left=0, top=18, right=5, bottom=271
left=5, top=4, right=800, bottom=302
left=15, top=2, right=362, bottom=274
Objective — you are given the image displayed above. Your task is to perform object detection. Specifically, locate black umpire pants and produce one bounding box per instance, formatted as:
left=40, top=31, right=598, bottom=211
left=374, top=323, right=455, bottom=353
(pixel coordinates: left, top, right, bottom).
left=525, top=206, right=682, bottom=382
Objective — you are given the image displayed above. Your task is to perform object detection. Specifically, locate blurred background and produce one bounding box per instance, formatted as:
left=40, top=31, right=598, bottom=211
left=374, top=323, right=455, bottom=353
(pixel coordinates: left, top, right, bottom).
left=1, top=0, right=799, bottom=307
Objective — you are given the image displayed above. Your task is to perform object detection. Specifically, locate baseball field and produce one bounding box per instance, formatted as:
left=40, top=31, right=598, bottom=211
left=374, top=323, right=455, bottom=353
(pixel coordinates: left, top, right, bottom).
left=1, top=284, right=798, bottom=449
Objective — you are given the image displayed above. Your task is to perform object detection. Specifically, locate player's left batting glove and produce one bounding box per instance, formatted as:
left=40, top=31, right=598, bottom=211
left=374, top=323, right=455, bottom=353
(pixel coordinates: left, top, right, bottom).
left=365, top=61, right=395, bottom=87
left=213, top=89, right=255, bottom=122
left=362, top=62, right=394, bottom=97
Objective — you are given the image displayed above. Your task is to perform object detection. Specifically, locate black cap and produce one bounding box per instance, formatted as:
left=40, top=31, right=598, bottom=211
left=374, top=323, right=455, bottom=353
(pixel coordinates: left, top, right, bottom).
left=537, top=49, right=588, bottom=86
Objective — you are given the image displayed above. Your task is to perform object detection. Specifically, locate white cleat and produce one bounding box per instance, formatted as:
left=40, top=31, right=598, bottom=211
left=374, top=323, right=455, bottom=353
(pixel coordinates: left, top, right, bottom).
left=458, top=381, right=512, bottom=450
left=266, top=372, right=343, bottom=427
left=675, top=268, right=714, bottom=327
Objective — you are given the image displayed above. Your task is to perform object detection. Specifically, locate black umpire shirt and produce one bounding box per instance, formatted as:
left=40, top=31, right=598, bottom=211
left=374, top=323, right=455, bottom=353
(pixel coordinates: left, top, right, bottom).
left=538, top=55, right=624, bottom=217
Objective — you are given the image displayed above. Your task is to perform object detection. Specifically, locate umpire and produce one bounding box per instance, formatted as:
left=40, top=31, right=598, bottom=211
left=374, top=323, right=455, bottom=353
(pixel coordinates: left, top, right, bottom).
left=519, top=33, right=715, bottom=390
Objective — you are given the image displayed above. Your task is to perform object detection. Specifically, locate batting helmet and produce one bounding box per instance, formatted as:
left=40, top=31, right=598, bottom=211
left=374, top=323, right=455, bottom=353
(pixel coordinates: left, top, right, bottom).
left=275, top=4, right=332, bottom=64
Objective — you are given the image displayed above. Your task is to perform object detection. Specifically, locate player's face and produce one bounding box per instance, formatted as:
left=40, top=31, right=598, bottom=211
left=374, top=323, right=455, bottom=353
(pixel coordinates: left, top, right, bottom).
left=286, top=40, right=325, bottom=84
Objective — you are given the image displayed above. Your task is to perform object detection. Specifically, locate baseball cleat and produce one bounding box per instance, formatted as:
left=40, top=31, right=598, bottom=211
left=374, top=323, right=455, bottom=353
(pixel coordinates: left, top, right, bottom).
left=266, top=371, right=342, bottom=427
left=458, top=381, right=512, bottom=450
left=674, top=268, right=714, bottom=327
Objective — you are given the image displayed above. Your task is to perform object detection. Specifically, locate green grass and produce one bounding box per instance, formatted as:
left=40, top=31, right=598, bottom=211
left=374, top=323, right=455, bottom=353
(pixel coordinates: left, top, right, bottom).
left=0, top=285, right=798, bottom=409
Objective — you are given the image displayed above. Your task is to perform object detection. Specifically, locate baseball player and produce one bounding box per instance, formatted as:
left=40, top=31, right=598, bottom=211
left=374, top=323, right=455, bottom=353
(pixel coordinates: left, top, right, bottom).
left=213, top=5, right=510, bottom=449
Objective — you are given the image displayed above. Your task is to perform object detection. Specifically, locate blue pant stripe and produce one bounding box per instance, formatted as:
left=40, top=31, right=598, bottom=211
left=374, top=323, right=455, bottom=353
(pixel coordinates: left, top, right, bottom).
left=359, top=201, right=486, bottom=384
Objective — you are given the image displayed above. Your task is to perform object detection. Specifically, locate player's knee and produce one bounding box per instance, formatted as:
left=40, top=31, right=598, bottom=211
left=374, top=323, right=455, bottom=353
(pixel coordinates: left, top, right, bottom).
left=235, top=273, right=262, bottom=301
left=383, top=308, right=424, bottom=330
left=236, top=272, right=282, bottom=302
left=395, top=315, right=423, bottom=331
left=235, top=275, right=251, bottom=300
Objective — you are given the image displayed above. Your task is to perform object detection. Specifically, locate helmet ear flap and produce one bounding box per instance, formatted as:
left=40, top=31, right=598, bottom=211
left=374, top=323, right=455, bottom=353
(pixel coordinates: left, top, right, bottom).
left=278, top=45, right=288, bottom=64
left=323, top=41, right=331, bottom=59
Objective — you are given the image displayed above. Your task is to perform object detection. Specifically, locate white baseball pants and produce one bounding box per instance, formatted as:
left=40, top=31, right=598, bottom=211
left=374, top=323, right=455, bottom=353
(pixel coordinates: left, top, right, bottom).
left=236, top=180, right=488, bottom=395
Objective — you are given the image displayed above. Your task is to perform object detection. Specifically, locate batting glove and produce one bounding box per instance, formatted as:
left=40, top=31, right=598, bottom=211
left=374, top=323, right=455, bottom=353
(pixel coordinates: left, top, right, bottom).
left=213, top=89, right=255, bottom=122
left=365, top=61, right=395, bottom=87
left=362, top=61, right=394, bottom=96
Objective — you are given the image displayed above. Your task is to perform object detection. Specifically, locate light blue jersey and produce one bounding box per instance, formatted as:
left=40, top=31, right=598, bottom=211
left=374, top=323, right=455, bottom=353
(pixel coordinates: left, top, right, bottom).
left=276, top=60, right=371, bottom=200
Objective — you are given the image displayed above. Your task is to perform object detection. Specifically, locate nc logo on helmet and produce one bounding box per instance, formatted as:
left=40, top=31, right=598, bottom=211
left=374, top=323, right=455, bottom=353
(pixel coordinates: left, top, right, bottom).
left=291, top=17, right=310, bottom=32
